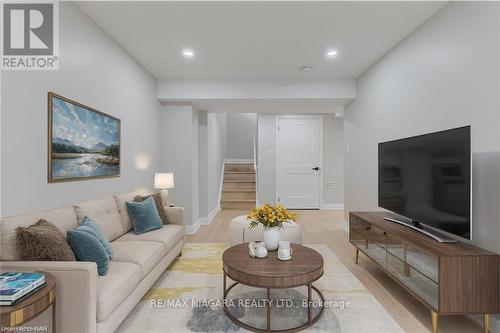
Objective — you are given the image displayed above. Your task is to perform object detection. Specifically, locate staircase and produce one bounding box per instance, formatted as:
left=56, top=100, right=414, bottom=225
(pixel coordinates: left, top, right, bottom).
left=221, top=163, right=256, bottom=210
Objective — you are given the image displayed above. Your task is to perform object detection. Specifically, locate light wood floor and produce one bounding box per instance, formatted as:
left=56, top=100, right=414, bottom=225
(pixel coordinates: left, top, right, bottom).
left=187, top=209, right=486, bottom=333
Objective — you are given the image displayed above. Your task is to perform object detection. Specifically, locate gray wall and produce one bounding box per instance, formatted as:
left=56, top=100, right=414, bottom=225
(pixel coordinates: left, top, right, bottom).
left=344, top=2, right=499, bottom=328
left=0, top=2, right=161, bottom=217
left=226, top=113, right=257, bottom=160
left=257, top=114, right=345, bottom=207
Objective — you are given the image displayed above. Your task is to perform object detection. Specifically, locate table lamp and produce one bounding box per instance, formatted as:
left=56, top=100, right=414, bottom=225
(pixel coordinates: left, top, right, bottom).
left=154, top=172, right=175, bottom=204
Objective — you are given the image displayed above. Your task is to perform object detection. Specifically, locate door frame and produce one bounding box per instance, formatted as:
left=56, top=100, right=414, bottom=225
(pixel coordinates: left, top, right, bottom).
left=275, top=114, right=324, bottom=209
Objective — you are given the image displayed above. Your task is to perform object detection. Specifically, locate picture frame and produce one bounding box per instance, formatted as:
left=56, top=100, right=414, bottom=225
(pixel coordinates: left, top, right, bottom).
left=48, top=92, right=121, bottom=183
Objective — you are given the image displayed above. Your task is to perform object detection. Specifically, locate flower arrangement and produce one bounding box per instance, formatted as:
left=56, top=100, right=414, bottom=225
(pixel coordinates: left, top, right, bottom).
left=247, top=203, right=297, bottom=229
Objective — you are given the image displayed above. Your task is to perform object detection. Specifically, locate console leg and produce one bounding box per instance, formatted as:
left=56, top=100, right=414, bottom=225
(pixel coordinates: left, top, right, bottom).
left=431, top=311, right=438, bottom=333
left=483, top=314, right=490, bottom=333
left=355, top=248, right=359, bottom=264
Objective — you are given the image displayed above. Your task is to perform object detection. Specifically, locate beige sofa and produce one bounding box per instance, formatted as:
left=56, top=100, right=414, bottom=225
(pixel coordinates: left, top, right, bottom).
left=0, top=192, right=185, bottom=333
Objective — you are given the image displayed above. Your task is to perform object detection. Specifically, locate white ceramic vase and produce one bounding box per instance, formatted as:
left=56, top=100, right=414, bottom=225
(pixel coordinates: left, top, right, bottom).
left=263, top=227, right=280, bottom=251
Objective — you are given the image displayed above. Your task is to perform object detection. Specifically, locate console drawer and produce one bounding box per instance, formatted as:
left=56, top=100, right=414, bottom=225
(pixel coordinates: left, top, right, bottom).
left=350, top=218, right=386, bottom=248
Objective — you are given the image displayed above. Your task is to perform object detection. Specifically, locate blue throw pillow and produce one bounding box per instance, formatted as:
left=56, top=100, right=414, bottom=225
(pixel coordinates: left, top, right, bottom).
left=126, top=196, right=163, bottom=235
left=67, top=229, right=109, bottom=276
left=79, top=217, right=113, bottom=259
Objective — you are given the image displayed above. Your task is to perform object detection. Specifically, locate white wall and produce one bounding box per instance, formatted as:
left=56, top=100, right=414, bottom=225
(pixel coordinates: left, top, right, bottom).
left=344, top=2, right=500, bottom=329
left=0, top=3, right=161, bottom=217
left=198, top=112, right=209, bottom=218
left=157, top=79, right=356, bottom=101
left=257, top=114, right=345, bottom=207
left=257, top=114, right=276, bottom=205
left=191, top=109, right=200, bottom=224
left=159, top=106, right=197, bottom=227
left=160, top=107, right=225, bottom=231
left=226, top=113, right=257, bottom=160
left=207, top=113, right=226, bottom=213
left=198, top=111, right=226, bottom=219
left=323, top=115, right=344, bottom=207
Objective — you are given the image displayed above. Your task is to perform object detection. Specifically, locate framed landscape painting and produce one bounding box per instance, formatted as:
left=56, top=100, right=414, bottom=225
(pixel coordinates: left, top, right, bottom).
left=48, top=92, right=120, bottom=182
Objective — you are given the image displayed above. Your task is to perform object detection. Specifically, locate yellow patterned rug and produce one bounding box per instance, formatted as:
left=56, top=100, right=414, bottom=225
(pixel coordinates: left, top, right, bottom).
left=117, top=243, right=403, bottom=333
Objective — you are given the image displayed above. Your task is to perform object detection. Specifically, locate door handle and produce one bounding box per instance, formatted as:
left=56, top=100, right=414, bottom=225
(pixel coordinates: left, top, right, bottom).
left=312, top=167, right=320, bottom=171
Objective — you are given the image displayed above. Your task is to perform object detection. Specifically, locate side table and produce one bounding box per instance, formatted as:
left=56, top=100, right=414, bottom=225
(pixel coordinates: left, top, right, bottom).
left=1, top=272, right=56, bottom=332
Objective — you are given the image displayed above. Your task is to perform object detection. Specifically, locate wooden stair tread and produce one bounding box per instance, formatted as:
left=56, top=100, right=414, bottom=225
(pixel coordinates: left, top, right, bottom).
left=224, top=171, right=255, bottom=174
left=222, top=189, right=256, bottom=192
left=223, top=180, right=256, bottom=183
left=220, top=199, right=256, bottom=203
left=222, top=163, right=256, bottom=210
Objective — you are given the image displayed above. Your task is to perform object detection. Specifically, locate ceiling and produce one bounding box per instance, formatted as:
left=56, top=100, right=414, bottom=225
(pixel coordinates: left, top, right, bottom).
left=77, top=1, right=445, bottom=80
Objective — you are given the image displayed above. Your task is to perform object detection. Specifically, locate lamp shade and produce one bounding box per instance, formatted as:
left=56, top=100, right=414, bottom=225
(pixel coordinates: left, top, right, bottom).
left=154, top=173, right=175, bottom=190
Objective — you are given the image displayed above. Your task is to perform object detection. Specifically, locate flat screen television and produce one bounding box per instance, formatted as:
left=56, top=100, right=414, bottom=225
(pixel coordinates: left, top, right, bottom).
left=378, top=126, right=471, bottom=241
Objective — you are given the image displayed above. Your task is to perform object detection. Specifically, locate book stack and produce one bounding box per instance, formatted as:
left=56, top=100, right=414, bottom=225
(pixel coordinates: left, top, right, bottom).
left=0, top=272, right=46, bottom=306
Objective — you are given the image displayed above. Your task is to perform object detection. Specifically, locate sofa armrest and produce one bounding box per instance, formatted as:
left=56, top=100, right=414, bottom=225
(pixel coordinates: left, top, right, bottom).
left=1, top=261, right=97, bottom=333
left=165, top=206, right=185, bottom=227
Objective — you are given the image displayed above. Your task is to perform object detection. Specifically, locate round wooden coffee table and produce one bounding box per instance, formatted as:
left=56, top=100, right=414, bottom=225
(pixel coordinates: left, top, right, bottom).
left=222, top=243, right=324, bottom=333
left=0, top=272, right=56, bottom=331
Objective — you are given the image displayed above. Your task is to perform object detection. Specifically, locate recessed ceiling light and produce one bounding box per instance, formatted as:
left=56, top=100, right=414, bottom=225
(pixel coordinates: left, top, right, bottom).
left=182, top=49, right=195, bottom=58
left=299, top=65, right=312, bottom=71
left=326, top=49, right=338, bottom=58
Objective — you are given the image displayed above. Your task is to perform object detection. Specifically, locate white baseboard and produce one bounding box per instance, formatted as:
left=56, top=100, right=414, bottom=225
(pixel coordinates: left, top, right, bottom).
left=186, top=204, right=221, bottom=235
left=207, top=204, right=220, bottom=224
left=187, top=161, right=224, bottom=236
left=185, top=220, right=200, bottom=235
left=320, top=203, right=344, bottom=210
left=217, top=164, right=225, bottom=208
left=341, top=220, right=349, bottom=231
left=224, top=158, right=252, bottom=164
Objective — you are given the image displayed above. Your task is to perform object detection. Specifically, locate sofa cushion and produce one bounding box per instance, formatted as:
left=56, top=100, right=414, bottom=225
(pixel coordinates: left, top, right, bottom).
left=0, top=206, right=78, bottom=261
left=110, top=241, right=164, bottom=278
left=67, top=229, right=110, bottom=276
left=115, top=225, right=184, bottom=253
left=78, top=217, right=113, bottom=258
left=126, top=197, right=163, bottom=235
left=134, top=193, right=169, bottom=225
left=97, top=261, right=141, bottom=321
left=75, top=198, right=123, bottom=241
left=16, top=219, right=76, bottom=261
left=113, top=192, right=141, bottom=233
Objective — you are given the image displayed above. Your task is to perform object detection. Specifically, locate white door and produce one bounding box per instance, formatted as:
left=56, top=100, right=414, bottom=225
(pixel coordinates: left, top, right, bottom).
left=276, top=116, right=322, bottom=209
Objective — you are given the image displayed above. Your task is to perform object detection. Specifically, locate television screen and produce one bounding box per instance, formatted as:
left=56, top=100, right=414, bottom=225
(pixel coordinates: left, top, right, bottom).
left=378, top=126, right=471, bottom=239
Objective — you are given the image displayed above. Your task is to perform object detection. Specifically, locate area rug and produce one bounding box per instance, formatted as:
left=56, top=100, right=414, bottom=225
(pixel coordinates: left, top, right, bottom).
left=117, top=243, right=403, bottom=333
